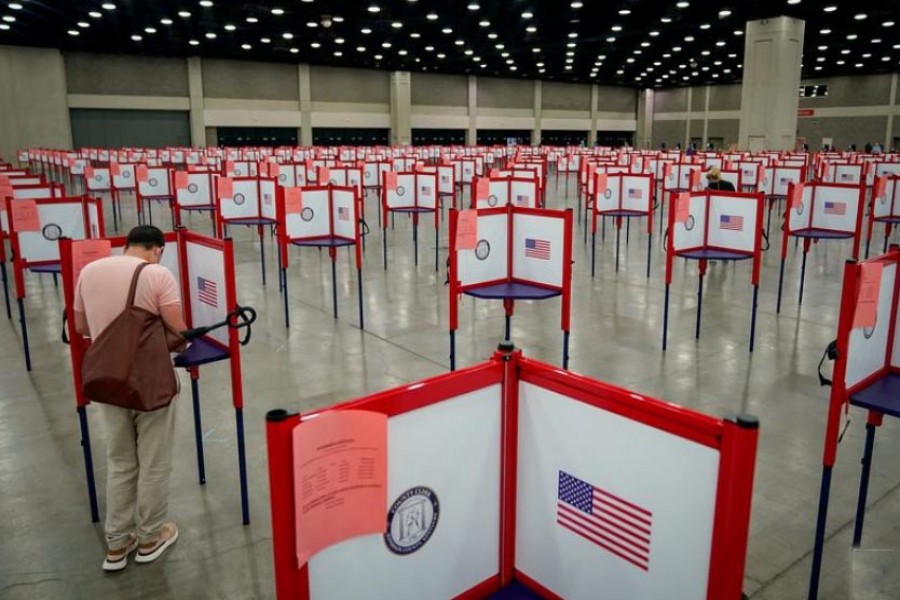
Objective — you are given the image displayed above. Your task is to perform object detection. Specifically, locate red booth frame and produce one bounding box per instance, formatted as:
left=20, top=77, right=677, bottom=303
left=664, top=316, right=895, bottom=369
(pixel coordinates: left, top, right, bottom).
left=265, top=346, right=759, bottom=600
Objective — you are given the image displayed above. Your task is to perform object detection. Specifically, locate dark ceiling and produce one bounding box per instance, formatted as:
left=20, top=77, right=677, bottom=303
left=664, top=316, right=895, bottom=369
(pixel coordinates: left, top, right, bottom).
left=1, top=1, right=897, bottom=88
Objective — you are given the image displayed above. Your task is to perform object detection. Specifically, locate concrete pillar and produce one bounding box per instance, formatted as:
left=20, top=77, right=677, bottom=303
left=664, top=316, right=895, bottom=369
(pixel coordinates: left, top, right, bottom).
left=467, top=76, right=477, bottom=145
left=636, top=89, right=654, bottom=149
left=187, top=57, right=205, bottom=148
left=298, top=63, right=313, bottom=146
left=738, top=16, right=805, bottom=151
left=886, top=73, right=898, bottom=150
left=390, top=71, right=412, bottom=146
left=702, top=85, right=711, bottom=146
left=588, top=85, right=599, bottom=146
left=532, top=80, right=542, bottom=146
left=684, top=87, right=693, bottom=148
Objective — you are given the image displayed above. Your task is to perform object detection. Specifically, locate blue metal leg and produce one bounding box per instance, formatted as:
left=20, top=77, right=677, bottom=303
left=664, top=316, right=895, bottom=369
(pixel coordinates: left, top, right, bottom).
left=662, top=284, right=670, bottom=351
left=601, top=214, right=606, bottom=243
left=450, top=330, right=456, bottom=371
left=646, top=234, right=652, bottom=279
left=853, top=422, right=878, bottom=547
left=331, top=257, right=338, bottom=319
left=808, top=466, right=833, bottom=600
left=626, top=217, right=631, bottom=245
left=259, top=228, right=266, bottom=286
left=505, top=315, right=511, bottom=340
left=749, top=285, right=759, bottom=352
left=1, top=262, right=11, bottom=319
left=434, top=227, right=439, bottom=272
left=799, top=246, right=809, bottom=306
left=235, top=407, right=250, bottom=525
left=615, top=223, right=621, bottom=273
left=776, top=258, right=786, bottom=314
left=382, top=228, right=388, bottom=270
left=563, top=330, right=570, bottom=370
left=190, top=372, right=206, bottom=485
left=865, top=236, right=871, bottom=259
left=413, top=219, right=419, bottom=267
left=282, top=268, right=290, bottom=329
left=17, top=298, right=31, bottom=371
left=77, top=406, right=100, bottom=523
left=695, top=274, right=704, bottom=340
left=591, top=232, right=596, bottom=277
left=357, top=270, right=364, bottom=329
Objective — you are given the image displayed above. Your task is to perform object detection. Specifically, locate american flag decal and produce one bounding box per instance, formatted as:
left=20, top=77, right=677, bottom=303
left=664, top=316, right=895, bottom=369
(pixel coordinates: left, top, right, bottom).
left=516, top=194, right=529, bottom=206
left=627, top=188, right=642, bottom=199
left=197, top=276, right=218, bottom=308
left=824, top=201, right=847, bottom=215
left=839, top=173, right=853, bottom=181
left=338, top=206, right=350, bottom=221
left=421, top=186, right=433, bottom=196
left=557, top=471, right=653, bottom=571
left=525, top=238, right=551, bottom=260
left=719, top=214, right=744, bottom=231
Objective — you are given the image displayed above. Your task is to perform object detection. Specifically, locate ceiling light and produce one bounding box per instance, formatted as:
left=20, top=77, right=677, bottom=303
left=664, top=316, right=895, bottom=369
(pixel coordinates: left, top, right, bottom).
left=333, top=16, right=344, bottom=22
left=310, top=42, right=320, bottom=48
left=361, top=28, right=371, bottom=34
left=1, top=15, right=14, bottom=22
left=334, top=51, right=343, bottom=56
left=788, top=0, right=801, bottom=4
left=568, top=32, right=578, bottom=38
left=189, top=40, right=200, bottom=45
left=283, top=32, right=293, bottom=39
left=246, top=17, right=258, bottom=23
left=836, top=59, right=845, bottom=64
left=572, top=1, right=584, bottom=7
left=178, top=11, right=191, bottom=18
left=437, top=53, right=445, bottom=58
left=650, top=31, right=660, bottom=37
left=464, top=49, right=473, bottom=55
left=205, top=32, right=216, bottom=38
left=102, top=3, right=116, bottom=9
left=241, top=44, right=251, bottom=50
left=862, top=52, right=871, bottom=58
left=814, top=65, right=822, bottom=70
left=131, top=34, right=141, bottom=41
left=719, top=9, right=732, bottom=16
left=144, top=27, right=157, bottom=33
left=872, top=38, right=881, bottom=44
left=367, top=5, right=380, bottom=13
left=700, top=23, right=711, bottom=30
left=442, top=27, right=452, bottom=34
left=841, top=49, right=850, bottom=54
left=817, top=56, right=826, bottom=61
left=641, top=41, right=650, bottom=47
left=488, top=32, right=498, bottom=39
left=606, top=37, right=615, bottom=42
left=306, top=21, right=317, bottom=27
left=495, top=43, right=504, bottom=49
left=467, top=3, right=480, bottom=9
left=335, top=37, right=344, bottom=44
left=261, top=37, right=271, bottom=43
left=734, top=30, right=744, bottom=35
left=410, top=32, right=420, bottom=38
left=89, top=11, right=103, bottom=18
left=522, top=11, right=533, bottom=19
left=356, top=46, right=366, bottom=52
left=199, top=0, right=212, bottom=6
left=716, top=40, right=726, bottom=46
left=375, top=54, right=383, bottom=59
left=701, top=50, right=711, bottom=55
left=161, top=18, right=173, bottom=25
left=611, top=25, right=622, bottom=32
left=8, top=2, right=21, bottom=9
left=526, top=26, right=537, bottom=33
left=425, top=45, right=434, bottom=51
left=290, top=48, right=299, bottom=54
left=661, top=17, right=672, bottom=23
left=883, top=21, right=895, bottom=27
left=676, top=1, right=689, bottom=7
left=673, top=46, right=682, bottom=51
left=479, top=20, right=490, bottom=27
left=427, top=13, right=438, bottom=20
left=847, top=34, right=857, bottom=40
left=820, top=29, right=831, bottom=34
left=818, top=45, right=828, bottom=50
left=566, top=51, right=574, bottom=56
left=392, top=21, right=402, bottom=28
left=77, top=21, right=90, bottom=28
left=823, top=6, right=837, bottom=12
left=224, top=24, right=236, bottom=31
left=685, top=36, right=695, bottom=42
left=619, top=8, right=631, bottom=14
left=454, top=39, right=464, bottom=45
left=382, top=42, right=392, bottom=48
left=854, top=13, right=866, bottom=20
left=68, top=30, right=80, bottom=36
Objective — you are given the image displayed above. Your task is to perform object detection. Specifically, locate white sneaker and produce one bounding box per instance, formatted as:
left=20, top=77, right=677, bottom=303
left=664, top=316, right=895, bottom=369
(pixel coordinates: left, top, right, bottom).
left=102, top=536, right=138, bottom=572
left=135, top=522, right=179, bottom=564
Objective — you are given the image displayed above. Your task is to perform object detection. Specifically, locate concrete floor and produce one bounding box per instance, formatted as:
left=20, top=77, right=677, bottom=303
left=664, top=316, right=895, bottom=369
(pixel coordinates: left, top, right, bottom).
left=1, top=172, right=899, bottom=600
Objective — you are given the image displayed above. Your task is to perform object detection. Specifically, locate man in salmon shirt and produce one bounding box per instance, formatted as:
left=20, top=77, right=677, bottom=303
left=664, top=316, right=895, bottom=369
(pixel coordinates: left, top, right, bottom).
left=74, top=225, right=186, bottom=571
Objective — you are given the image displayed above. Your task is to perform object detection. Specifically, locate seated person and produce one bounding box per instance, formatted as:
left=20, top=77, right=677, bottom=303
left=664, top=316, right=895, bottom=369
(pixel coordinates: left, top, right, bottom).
left=706, top=167, right=735, bottom=191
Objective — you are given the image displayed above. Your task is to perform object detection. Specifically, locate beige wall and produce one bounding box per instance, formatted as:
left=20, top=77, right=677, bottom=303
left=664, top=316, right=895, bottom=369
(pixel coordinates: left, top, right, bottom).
left=0, top=45, right=71, bottom=161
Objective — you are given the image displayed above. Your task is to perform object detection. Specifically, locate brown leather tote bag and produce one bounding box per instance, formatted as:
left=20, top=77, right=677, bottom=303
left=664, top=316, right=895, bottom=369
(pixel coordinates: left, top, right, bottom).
left=81, top=262, right=186, bottom=411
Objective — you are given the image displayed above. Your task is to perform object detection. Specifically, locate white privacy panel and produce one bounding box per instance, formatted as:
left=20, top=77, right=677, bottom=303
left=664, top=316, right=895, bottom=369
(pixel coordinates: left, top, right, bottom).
left=672, top=194, right=708, bottom=252
left=139, top=168, right=172, bottom=197
left=385, top=174, right=416, bottom=209
left=457, top=212, right=508, bottom=288
left=331, top=188, right=357, bottom=240
left=19, top=203, right=85, bottom=263
left=112, top=164, right=137, bottom=190
left=621, top=176, right=652, bottom=213
left=515, top=382, right=719, bottom=600
left=788, top=185, right=814, bottom=232
left=416, top=173, right=438, bottom=209
left=186, top=241, right=229, bottom=347
left=706, top=195, right=758, bottom=253
left=846, top=262, right=895, bottom=388
left=176, top=174, right=213, bottom=207
left=86, top=168, right=111, bottom=191
left=286, top=189, right=330, bottom=240
left=512, top=213, right=565, bottom=289
left=596, top=177, right=621, bottom=213
left=308, top=386, right=501, bottom=600
left=438, top=165, right=455, bottom=195
left=260, top=179, right=277, bottom=220
left=872, top=179, right=899, bottom=220
left=810, top=185, right=860, bottom=233
left=221, top=179, right=259, bottom=220
left=510, top=179, right=539, bottom=208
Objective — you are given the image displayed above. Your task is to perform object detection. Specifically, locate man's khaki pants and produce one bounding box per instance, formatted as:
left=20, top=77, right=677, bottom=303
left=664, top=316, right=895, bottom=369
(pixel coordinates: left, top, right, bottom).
left=98, top=391, right=178, bottom=551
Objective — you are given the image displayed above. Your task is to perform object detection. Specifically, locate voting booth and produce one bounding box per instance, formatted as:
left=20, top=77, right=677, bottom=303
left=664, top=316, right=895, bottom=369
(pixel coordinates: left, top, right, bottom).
left=135, top=166, right=175, bottom=227
left=174, top=171, right=217, bottom=235
left=759, top=166, right=804, bottom=235
left=381, top=171, right=440, bottom=271
left=59, top=229, right=251, bottom=524
left=776, top=182, right=865, bottom=314
left=6, top=195, right=104, bottom=370
left=448, top=206, right=573, bottom=370
left=277, top=184, right=364, bottom=329
left=266, top=345, right=759, bottom=600
left=865, top=176, right=900, bottom=258
left=471, top=176, right=541, bottom=210
left=664, top=191, right=765, bottom=352
left=590, top=173, right=655, bottom=277
left=808, top=248, right=900, bottom=600
left=215, top=176, right=279, bottom=285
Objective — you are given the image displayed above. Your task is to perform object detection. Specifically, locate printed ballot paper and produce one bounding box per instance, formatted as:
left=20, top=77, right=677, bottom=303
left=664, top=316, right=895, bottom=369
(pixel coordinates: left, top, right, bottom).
left=293, top=410, right=388, bottom=566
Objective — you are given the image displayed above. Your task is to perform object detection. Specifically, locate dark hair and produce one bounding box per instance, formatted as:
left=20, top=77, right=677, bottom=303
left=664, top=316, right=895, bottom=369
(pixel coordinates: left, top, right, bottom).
left=125, top=225, right=165, bottom=250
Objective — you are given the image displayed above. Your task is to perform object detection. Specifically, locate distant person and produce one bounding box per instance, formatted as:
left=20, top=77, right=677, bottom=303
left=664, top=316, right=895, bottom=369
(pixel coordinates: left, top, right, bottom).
left=706, top=142, right=715, bottom=151
left=823, top=144, right=831, bottom=152
left=75, top=225, right=186, bottom=571
left=660, top=142, right=667, bottom=150
left=675, top=142, right=682, bottom=151
left=849, top=144, right=857, bottom=152
left=686, top=143, right=697, bottom=157
left=865, top=142, right=873, bottom=153
left=872, top=142, right=883, bottom=154
left=706, top=167, right=735, bottom=192
left=802, top=144, right=809, bottom=152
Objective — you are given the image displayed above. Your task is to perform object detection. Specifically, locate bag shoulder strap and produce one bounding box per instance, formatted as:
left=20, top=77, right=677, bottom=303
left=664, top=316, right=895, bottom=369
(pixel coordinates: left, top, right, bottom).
left=127, top=262, right=151, bottom=307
